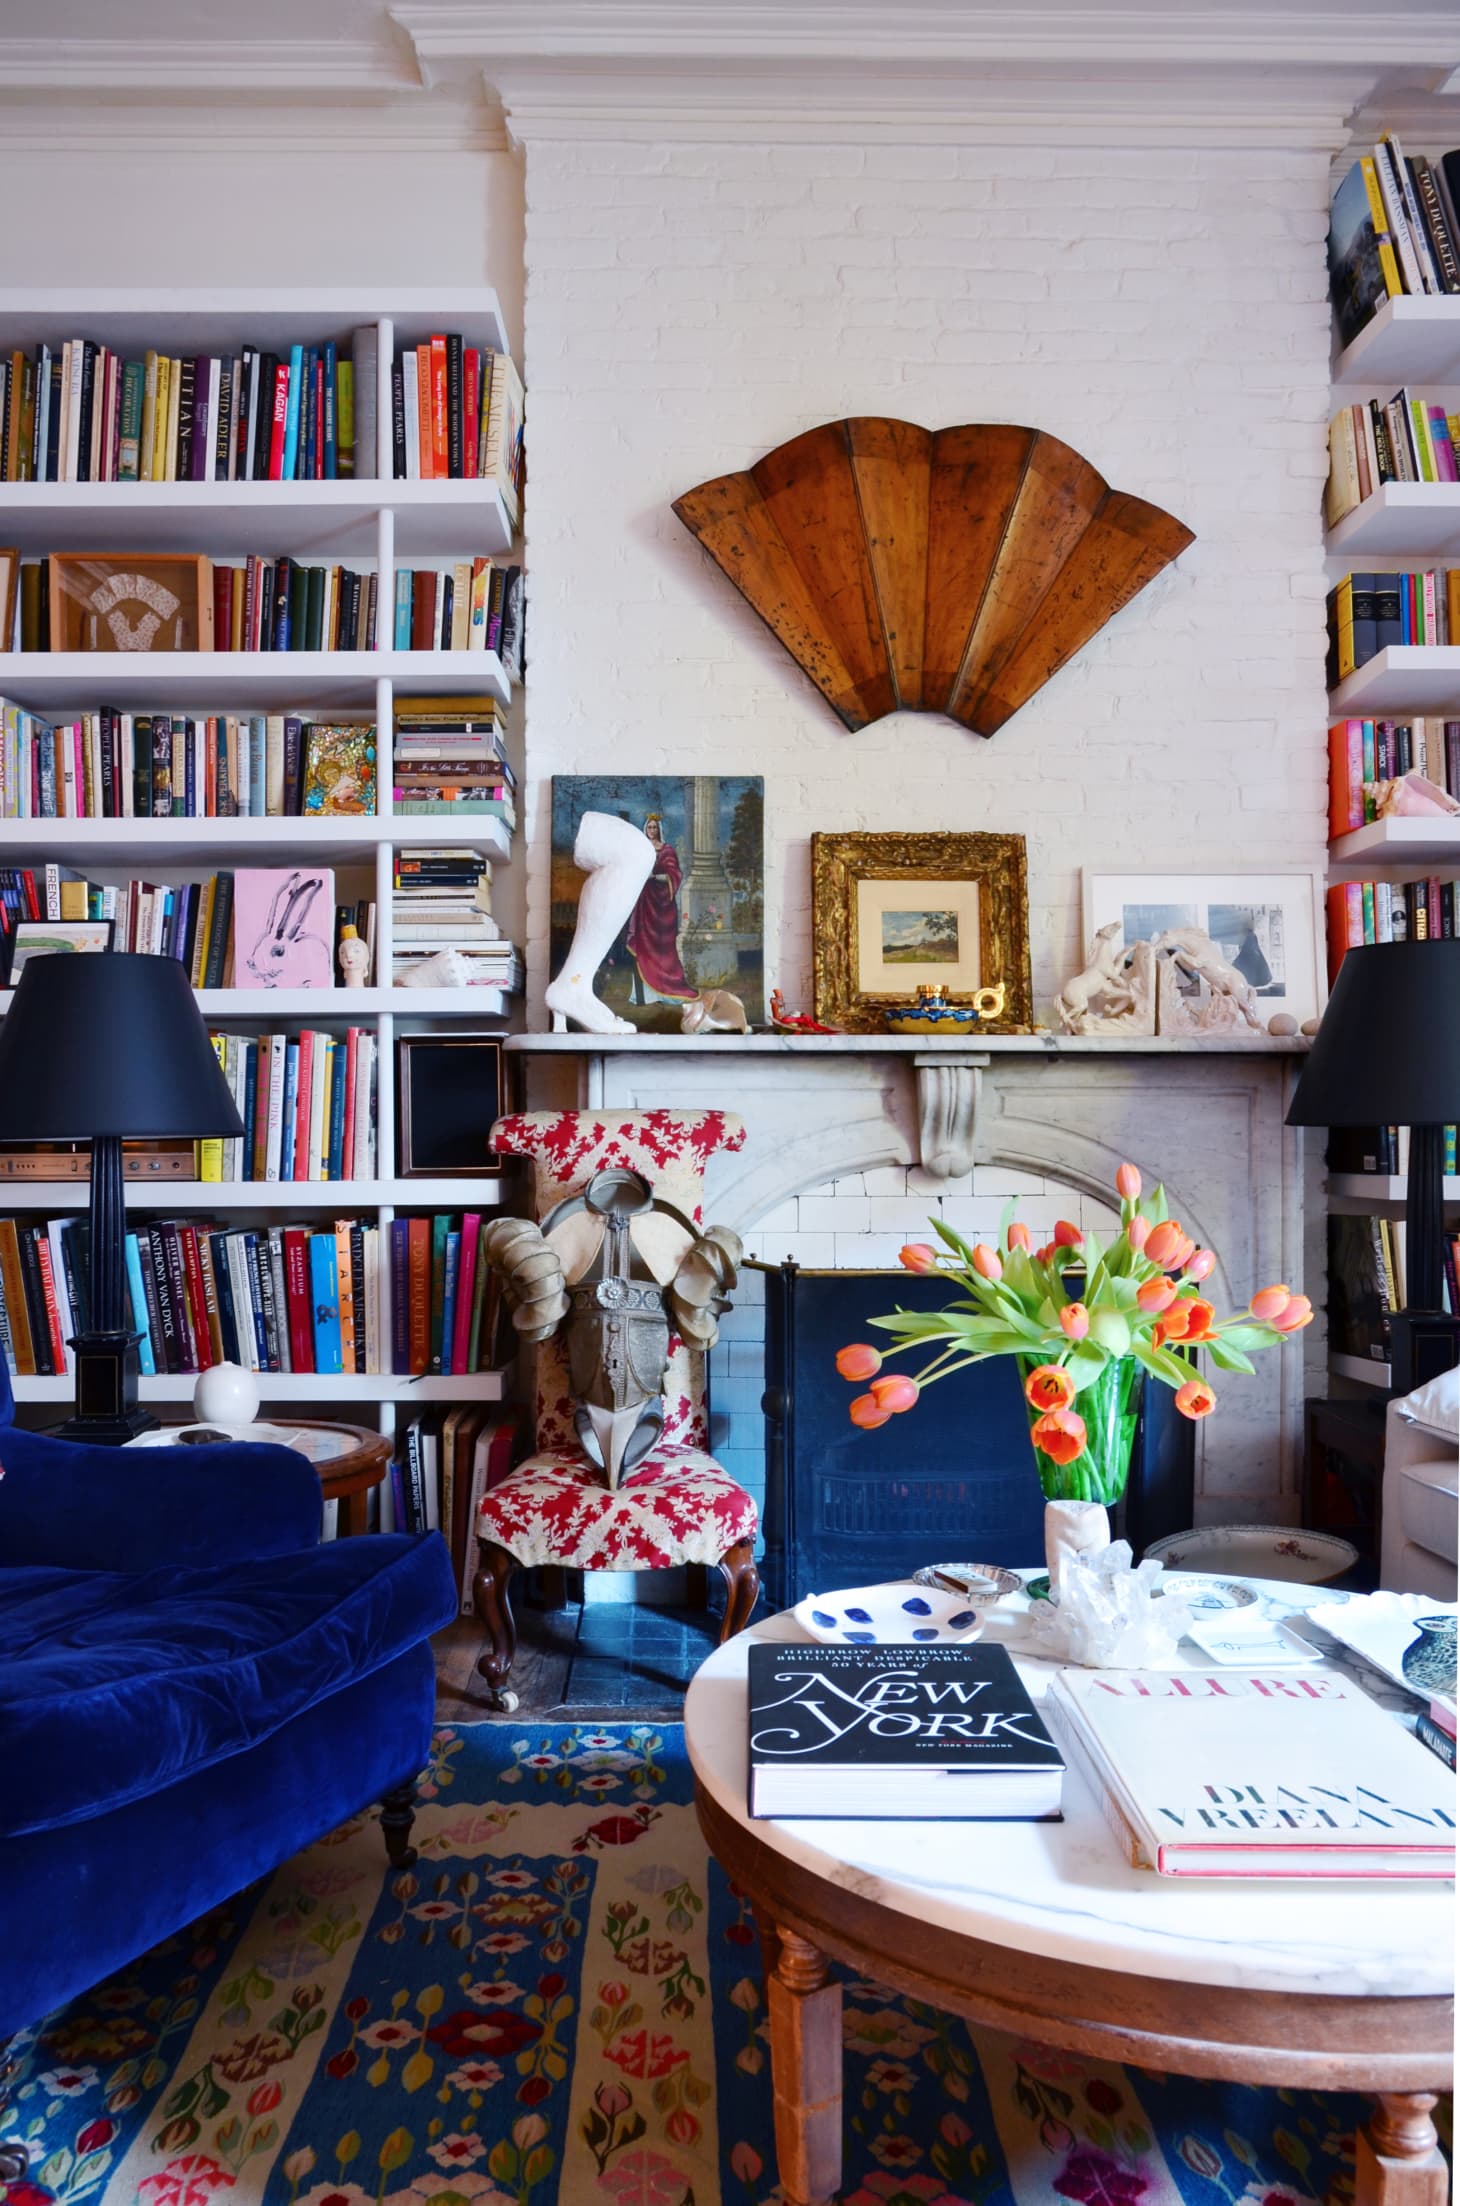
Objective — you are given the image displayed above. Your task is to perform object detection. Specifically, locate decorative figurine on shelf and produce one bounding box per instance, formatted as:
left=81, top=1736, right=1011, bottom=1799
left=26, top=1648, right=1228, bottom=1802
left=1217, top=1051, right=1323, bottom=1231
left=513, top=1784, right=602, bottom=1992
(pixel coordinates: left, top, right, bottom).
left=193, top=1362, right=261, bottom=1433
left=1152, top=926, right=1264, bottom=1035
left=396, top=946, right=478, bottom=989
left=338, top=924, right=370, bottom=989
left=768, top=987, right=842, bottom=1034
left=544, top=811, right=656, bottom=1035
left=885, top=979, right=1008, bottom=1035
left=680, top=987, right=749, bottom=1035
left=1055, top=924, right=1156, bottom=1036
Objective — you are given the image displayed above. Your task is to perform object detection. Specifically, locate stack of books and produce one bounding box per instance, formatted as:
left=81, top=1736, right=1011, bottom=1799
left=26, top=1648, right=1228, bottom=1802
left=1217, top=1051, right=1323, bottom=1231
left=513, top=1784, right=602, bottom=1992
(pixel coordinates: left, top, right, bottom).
left=1043, top=1665, right=1455, bottom=1876
left=1326, top=877, right=1459, bottom=976
left=1329, top=136, right=1460, bottom=348
left=1326, top=572, right=1458, bottom=686
left=0, top=702, right=375, bottom=820
left=389, top=335, right=524, bottom=522
left=1327, top=390, right=1460, bottom=525
left=0, top=328, right=378, bottom=484
left=1328, top=715, right=1460, bottom=832
left=387, top=1407, right=519, bottom=1608
left=390, top=560, right=522, bottom=671
left=392, top=693, right=515, bottom=823
left=1328, top=1122, right=1458, bottom=1179
left=392, top=845, right=502, bottom=973
left=199, top=1027, right=377, bottom=1184
left=1329, top=1206, right=1460, bottom=1345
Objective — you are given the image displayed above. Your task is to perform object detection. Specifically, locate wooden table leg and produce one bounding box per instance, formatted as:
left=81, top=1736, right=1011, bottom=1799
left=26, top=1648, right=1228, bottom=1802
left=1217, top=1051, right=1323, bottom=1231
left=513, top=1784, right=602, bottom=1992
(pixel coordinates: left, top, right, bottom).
left=1355, top=2094, right=1450, bottom=2206
left=338, top=1489, right=368, bottom=1537
left=767, top=1927, right=841, bottom=2206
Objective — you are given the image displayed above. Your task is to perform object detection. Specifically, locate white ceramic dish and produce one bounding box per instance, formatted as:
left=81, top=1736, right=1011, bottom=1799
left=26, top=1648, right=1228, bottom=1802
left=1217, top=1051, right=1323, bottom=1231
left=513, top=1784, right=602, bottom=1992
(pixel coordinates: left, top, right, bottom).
left=910, top=1562, right=1022, bottom=1602
left=794, top=1582, right=986, bottom=1646
left=1184, top=1615, right=1324, bottom=1666
left=1144, top=1525, right=1359, bottom=1587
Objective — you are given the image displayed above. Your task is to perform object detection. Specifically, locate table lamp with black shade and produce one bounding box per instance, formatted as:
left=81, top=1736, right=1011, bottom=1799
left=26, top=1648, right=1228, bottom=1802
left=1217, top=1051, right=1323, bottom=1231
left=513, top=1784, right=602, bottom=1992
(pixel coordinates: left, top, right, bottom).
left=1287, top=938, right=1460, bottom=1391
left=0, top=953, right=243, bottom=1441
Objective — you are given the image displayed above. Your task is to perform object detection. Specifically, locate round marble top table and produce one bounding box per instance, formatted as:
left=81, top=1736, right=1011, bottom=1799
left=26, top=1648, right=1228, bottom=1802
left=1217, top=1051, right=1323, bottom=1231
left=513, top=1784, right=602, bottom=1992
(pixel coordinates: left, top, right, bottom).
left=684, top=1603, right=1453, bottom=2206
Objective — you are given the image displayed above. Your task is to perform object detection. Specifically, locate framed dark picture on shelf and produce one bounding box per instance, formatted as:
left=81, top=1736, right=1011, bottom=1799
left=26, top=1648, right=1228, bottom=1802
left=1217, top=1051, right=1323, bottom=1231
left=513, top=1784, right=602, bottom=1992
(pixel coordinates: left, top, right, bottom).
left=811, top=831, right=1033, bottom=1031
left=8, top=920, right=114, bottom=982
left=49, top=553, right=214, bottom=653
left=396, top=1034, right=505, bottom=1179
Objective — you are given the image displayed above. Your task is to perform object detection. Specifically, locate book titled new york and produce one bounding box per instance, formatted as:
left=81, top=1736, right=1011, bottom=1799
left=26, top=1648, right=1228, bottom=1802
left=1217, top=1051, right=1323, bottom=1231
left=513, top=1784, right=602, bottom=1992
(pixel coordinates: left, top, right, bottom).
left=747, top=1643, right=1064, bottom=1822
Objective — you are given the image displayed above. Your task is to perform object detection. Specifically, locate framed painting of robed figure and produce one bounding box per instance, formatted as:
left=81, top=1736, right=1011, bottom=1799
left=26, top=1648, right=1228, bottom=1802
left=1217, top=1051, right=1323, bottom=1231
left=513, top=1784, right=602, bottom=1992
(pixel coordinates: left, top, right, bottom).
left=550, top=774, right=765, bottom=1032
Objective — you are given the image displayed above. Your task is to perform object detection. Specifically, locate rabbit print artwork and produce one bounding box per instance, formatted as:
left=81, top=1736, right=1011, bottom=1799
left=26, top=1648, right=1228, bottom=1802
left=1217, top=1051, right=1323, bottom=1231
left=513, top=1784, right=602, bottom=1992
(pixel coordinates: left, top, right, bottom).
left=233, top=868, right=335, bottom=990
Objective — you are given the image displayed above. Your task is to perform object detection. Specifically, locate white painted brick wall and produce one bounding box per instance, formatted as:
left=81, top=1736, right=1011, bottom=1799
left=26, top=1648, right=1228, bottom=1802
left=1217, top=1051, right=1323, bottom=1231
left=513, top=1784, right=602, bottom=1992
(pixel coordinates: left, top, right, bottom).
left=520, top=140, right=1333, bottom=1019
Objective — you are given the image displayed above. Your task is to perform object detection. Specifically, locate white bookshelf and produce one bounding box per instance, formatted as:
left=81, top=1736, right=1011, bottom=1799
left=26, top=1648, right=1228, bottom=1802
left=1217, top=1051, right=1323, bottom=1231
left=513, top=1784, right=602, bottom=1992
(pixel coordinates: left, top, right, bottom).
left=1328, top=646, right=1460, bottom=715
left=1327, top=484, right=1460, bottom=561
left=1328, top=818, right=1460, bottom=868
left=1328, top=1351, right=1392, bottom=1389
left=1327, top=1173, right=1460, bottom=1208
left=0, top=288, right=524, bottom=1440
left=1333, top=296, right=1460, bottom=386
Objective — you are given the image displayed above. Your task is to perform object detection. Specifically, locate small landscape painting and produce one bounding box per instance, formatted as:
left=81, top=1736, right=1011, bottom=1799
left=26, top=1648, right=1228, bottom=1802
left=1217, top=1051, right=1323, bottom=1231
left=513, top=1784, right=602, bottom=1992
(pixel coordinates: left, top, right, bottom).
left=882, top=908, right=960, bottom=964
left=550, top=774, right=764, bottom=1032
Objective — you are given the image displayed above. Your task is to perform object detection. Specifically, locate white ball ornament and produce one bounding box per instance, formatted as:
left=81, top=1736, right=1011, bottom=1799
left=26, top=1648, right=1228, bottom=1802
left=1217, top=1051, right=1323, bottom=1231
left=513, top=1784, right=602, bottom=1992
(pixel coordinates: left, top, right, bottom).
left=193, top=1362, right=261, bottom=1431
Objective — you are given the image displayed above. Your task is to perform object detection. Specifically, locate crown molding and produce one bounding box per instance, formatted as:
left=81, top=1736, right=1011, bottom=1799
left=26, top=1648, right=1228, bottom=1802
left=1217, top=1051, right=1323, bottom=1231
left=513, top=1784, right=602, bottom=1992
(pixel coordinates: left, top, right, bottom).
left=0, top=93, right=508, bottom=155
left=0, top=35, right=422, bottom=93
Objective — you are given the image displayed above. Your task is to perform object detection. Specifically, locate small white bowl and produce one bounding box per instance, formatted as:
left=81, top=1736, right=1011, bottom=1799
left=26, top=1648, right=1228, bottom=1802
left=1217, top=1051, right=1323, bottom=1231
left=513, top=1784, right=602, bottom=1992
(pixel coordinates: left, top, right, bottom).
left=793, top=1581, right=987, bottom=1647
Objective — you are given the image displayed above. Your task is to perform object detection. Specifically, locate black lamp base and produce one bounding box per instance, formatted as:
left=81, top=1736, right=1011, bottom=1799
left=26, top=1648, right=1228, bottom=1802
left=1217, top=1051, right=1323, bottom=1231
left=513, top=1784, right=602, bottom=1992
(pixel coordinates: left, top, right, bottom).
left=54, top=1330, right=159, bottom=1446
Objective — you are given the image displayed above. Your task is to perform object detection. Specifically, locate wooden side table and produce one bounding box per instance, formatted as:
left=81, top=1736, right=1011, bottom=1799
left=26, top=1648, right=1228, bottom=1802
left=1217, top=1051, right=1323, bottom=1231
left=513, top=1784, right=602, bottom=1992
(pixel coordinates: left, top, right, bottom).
left=128, top=1418, right=391, bottom=1536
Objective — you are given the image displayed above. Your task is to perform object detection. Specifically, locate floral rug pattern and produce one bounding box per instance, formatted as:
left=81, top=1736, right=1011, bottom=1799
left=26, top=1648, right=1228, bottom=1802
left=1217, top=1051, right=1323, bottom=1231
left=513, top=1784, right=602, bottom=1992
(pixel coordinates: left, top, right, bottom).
left=0, top=1724, right=1402, bottom=2206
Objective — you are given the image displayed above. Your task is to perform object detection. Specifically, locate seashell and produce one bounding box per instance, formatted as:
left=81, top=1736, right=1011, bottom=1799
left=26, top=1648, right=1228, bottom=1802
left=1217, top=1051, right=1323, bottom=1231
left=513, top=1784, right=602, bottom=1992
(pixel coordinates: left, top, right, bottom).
left=673, top=417, right=1194, bottom=737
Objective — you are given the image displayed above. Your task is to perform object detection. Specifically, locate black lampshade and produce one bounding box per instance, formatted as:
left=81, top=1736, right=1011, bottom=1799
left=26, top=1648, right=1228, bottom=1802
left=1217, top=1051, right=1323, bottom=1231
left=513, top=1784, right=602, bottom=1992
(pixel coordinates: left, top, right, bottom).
left=1286, top=940, right=1460, bottom=1129
left=0, top=953, right=243, bottom=1140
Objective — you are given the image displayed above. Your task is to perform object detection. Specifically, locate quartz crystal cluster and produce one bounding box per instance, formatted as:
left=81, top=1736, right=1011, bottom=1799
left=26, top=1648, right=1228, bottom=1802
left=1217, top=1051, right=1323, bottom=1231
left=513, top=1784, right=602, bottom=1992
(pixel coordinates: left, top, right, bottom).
left=1024, top=1543, right=1194, bottom=1668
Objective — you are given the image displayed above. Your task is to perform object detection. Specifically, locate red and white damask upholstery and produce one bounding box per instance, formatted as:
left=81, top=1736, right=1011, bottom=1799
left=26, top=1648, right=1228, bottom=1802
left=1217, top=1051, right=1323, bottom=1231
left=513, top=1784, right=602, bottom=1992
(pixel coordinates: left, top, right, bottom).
left=475, top=1109, right=758, bottom=1568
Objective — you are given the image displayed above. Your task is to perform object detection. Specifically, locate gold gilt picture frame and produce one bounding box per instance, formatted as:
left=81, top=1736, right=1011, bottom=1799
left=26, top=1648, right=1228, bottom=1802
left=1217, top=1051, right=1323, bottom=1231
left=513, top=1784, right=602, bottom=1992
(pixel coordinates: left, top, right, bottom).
left=811, top=831, right=1033, bottom=1033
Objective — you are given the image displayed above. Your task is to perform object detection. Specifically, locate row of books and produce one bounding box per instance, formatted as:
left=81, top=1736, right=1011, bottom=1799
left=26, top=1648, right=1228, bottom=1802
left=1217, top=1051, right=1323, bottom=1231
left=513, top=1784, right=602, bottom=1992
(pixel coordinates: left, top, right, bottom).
left=385, top=1409, right=520, bottom=1613
left=394, top=695, right=515, bottom=822
left=1325, top=390, right=1460, bottom=527
left=1327, top=715, right=1460, bottom=835
left=393, top=844, right=501, bottom=982
left=0, top=329, right=379, bottom=484
left=199, top=1028, right=377, bottom=1185
left=1326, top=571, right=1459, bottom=687
left=1328, top=138, right=1460, bottom=347
left=0, top=1209, right=509, bottom=1381
left=390, top=560, right=524, bottom=676
left=1329, top=1123, right=1460, bottom=1179
left=1328, top=1213, right=1460, bottom=1359
left=11, top=552, right=381, bottom=656
left=1327, top=878, right=1460, bottom=977
left=0, top=702, right=375, bottom=821
left=389, top=338, right=524, bottom=517
left=0, top=865, right=374, bottom=990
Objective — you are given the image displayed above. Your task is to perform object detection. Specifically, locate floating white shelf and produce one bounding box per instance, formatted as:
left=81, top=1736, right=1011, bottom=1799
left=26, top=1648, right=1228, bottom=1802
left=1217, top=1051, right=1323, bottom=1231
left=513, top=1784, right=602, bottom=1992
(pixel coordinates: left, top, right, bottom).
left=1329, top=647, right=1460, bottom=715
left=0, top=479, right=514, bottom=559
left=1327, top=1174, right=1460, bottom=1205
left=1328, top=1352, right=1391, bottom=1389
left=0, top=1178, right=508, bottom=1211
left=11, top=1368, right=512, bottom=1405
left=1329, top=818, right=1460, bottom=868
left=0, top=986, right=515, bottom=1018
left=1326, top=483, right=1460, bottom=559
left=2, top=815, right=512, bottom=864
left=1333, top=297, right=1460, bottom=387
left=0, top=651, right=509, bottom=712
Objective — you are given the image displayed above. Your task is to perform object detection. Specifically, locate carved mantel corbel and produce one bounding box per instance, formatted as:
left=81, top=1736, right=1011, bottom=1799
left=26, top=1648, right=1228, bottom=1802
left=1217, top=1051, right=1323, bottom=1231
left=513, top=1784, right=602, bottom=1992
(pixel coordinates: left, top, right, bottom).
left=913, top=1053, right=988, bottom=1181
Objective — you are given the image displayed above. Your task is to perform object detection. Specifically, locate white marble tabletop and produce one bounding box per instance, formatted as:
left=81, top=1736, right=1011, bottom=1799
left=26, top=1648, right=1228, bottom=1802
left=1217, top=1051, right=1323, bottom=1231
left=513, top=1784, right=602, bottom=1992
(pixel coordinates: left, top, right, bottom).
left=683, top=1597, right=1455, bottom=2000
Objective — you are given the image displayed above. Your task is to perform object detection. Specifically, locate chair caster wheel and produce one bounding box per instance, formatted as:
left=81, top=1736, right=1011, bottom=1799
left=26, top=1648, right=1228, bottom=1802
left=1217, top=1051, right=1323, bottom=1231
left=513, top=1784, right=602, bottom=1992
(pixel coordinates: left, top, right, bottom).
left=1, top=2142, right=37, bottom=2183
left=484, top=1686, right=519, bottom=1712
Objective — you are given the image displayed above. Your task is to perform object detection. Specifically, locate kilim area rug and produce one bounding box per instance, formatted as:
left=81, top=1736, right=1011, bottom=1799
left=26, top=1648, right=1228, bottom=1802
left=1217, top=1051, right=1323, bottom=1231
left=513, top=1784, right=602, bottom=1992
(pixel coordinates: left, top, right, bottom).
left=2, top=1723, right=1394, bottom=2206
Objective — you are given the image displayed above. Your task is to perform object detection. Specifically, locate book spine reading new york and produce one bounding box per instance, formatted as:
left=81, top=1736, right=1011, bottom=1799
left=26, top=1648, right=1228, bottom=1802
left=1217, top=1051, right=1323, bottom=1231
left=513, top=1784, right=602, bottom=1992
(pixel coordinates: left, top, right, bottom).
left=0, top=705, right=378, bottom=820
left=1326, top=572, right=1460, bottom=685
left=0, top=1211, right=507, bottom=1381
left=0, top=330, right=379, bottom=484
left=1325, top=877, right=1460, bottom=978
left=1328, top=136, right=1460, bottom=348
left=1325, top=389, right=1460, bottom=524
left=1327, top=714, right=1460, bottom=831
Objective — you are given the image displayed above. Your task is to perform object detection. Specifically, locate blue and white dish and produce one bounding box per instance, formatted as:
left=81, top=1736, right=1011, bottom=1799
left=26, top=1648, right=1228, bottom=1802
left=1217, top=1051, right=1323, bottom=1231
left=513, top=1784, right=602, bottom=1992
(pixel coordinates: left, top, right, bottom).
left=793, top=1581, right=986, bottom=1646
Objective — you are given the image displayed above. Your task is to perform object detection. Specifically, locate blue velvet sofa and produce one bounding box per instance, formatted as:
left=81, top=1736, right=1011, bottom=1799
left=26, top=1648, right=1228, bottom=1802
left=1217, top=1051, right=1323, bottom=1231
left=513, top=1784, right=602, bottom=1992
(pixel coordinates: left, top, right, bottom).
left=0, top=1362, right=458, bottom=2043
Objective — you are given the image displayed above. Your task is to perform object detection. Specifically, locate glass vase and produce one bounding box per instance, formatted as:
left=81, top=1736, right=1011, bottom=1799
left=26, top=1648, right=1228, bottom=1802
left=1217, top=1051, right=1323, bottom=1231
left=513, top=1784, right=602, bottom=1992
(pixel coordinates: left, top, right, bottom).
left=1017, top=1353, right=1144, bottom=1504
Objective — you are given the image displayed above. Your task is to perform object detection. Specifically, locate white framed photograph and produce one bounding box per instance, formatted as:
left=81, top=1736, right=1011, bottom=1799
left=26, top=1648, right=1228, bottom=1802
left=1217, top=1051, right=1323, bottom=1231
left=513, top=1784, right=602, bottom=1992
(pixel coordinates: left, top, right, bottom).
left=1083, top=869, right=1327, bottom=1031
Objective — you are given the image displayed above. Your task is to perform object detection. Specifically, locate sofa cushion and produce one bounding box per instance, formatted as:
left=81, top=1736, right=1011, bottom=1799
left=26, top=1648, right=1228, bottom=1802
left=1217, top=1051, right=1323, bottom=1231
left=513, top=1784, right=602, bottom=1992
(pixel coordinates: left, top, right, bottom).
left=1396, top=1366, right=1460, bottom=1442
left=0, top=1534, right=457, bottom=1838
left=1395, top=1455, right=1460, bottom=1566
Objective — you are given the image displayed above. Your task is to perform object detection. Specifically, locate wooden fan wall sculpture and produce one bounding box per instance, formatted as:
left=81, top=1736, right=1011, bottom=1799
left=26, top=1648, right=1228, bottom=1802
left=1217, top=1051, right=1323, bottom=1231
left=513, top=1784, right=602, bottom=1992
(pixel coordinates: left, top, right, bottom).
left=672, top=417, right=1194, bottom=736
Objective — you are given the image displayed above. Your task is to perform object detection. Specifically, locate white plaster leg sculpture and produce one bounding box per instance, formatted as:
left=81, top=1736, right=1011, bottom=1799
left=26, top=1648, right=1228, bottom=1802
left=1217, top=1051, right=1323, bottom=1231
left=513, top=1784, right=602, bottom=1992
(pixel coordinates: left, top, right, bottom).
left=544, top=810, right=656, bottom=1035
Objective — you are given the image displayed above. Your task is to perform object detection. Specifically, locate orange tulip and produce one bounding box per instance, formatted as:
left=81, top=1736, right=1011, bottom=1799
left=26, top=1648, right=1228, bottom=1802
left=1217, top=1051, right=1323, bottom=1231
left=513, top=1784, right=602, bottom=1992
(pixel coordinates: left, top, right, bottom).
left=870, top=1373, right=919, bottom=1413
left=971, top=1244, right=1003, bottom=1282
left=836, top=1343, right=881, bottom=1382
left=1168, top=1233, right=1196, bottom=1272
left=1157, top=1296, right=1216, bottom=1345
left=1127, top=1216, right=1150, bottom=1253
left=1059, top=1302, right=1090, bottom=1341
left=1035, top=1243, right=1055, bottom=1263
left=899, top=1243, right=937, bottom=1274
left=1249, top=1285, right=1291, bottom=1323
left=1024, top=1363, right=1077, bottom=1413
left=1136, top=1274, right=1178, bottom=1314
left=1174, top=1378, right=1217, bottom=1420
left=849, top=1392, right=891, bottom=1430
left=1053, top=1220, right=1083, bottom=1248
left=1144, top=1220, right=1186, bottom=1268
left=1186, top=1248, right=1216, bottom=1282
left=1270, top=1294, right=1314, bottom=1333
left=1030, top=1407, right=1088, bottom=1465
left=1115, top=1162, right=1142, bottom=1201
left=1006, top=1221, right=1032, bottom=1252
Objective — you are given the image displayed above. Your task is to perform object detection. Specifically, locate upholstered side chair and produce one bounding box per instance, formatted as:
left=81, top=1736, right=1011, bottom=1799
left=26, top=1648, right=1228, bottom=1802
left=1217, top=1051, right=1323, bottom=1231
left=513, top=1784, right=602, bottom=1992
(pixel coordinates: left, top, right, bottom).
left=472, top=1108, right=760, bottom=1709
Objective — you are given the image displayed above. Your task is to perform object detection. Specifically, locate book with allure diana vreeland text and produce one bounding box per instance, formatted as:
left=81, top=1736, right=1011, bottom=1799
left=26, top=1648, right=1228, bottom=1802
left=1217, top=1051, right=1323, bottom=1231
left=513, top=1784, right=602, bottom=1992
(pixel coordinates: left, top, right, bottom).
left=747, top=1643, right=1064, bottom=1821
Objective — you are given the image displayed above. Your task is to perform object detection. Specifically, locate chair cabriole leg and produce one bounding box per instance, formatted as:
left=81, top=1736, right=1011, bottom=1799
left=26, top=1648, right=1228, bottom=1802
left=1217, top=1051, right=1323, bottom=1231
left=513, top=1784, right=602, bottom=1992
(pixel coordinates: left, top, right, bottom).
left=379, top=1779, right=418, bottom=1870
left=473, top=1537, right=521, bottom=1710
left=717, top=1538, right=760, bottom=1641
